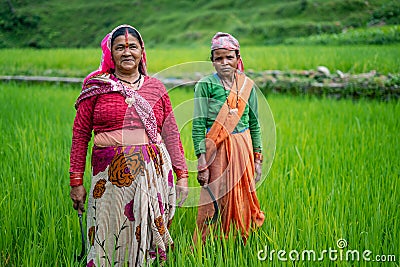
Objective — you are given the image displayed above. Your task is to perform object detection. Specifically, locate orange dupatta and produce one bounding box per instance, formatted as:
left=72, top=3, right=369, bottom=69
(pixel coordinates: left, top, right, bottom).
left=203, top=72, right=265, bottom=241
left=205, top=72, right=254, bottom=164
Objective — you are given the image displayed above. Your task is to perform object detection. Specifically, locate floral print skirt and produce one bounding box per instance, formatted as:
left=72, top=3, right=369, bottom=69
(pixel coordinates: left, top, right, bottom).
left=86, top=143, right=176, bottom=267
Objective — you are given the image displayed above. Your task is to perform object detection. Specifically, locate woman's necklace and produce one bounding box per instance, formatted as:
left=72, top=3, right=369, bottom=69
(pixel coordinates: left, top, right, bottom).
left=116, top=73, right=142, bottom=89
left=115, top=74, right=142, bottom=107
left=219, top=73, right=239, bottom=114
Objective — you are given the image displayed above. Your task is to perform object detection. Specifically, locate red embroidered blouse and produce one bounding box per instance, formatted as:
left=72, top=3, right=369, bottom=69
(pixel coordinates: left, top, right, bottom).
left=69, top=76, right=187, bottom=175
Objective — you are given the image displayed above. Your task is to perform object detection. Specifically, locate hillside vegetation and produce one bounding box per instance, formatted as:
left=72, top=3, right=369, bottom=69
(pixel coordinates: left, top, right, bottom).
left=0, top=0, right=399, bottom=48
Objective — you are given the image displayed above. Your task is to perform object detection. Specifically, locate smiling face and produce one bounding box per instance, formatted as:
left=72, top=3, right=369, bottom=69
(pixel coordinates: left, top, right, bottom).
left=212, top=49, right=239, bottom=78
left=111, top=33, right=142, bottom=75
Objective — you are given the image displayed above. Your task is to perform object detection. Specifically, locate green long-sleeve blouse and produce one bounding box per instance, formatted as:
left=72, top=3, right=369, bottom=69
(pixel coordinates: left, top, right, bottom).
left=192, top=73, right=262, bottom=156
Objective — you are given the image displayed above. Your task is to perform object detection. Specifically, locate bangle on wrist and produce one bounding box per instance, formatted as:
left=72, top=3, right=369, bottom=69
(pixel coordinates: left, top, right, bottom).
left=175, top=169, right=188, bottom=181
left=70, top=172, right=83, bottom=178
left=70, top=172, right=84, bottom=186
left=70, top=178, right=83, bottom=187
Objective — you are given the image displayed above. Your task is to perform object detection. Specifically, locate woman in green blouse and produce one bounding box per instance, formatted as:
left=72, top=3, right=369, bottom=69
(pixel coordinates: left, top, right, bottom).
left=192, top=32, right=265, bottom=245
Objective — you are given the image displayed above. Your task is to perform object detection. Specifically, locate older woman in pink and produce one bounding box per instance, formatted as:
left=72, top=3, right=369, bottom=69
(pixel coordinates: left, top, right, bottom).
left=69, top=24, right=188, bottom=266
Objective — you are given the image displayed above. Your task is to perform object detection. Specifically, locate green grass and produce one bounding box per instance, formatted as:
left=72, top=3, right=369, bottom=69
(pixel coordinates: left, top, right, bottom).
left=1, top=0, right=397, bottom=48
left=1, top=45, right=399, bottom=78
left=0, top=82, right=399, bottom=266
left=285, top=25, right=400, bottom=45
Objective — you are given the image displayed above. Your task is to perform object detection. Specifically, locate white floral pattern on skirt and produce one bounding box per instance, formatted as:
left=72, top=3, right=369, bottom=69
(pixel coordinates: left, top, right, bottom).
left=86, top=143, right=176, bottom=267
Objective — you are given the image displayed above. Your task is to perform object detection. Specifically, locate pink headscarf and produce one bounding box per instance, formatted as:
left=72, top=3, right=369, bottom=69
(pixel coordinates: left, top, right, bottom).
left=83, top=24, right=148, bottom=85
left=211, top=32, right=244, bottom=72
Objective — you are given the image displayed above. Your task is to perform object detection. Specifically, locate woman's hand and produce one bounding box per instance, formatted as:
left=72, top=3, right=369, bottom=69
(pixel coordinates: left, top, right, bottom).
left=196, top=153, right=209, bottom=186
left=70, top=185, right=87, bottom=214
left=255, top=161, right=262, bottom=183
left=176, top=178, right=188, bottom=207
left=197, top=168, right=210, bottom=186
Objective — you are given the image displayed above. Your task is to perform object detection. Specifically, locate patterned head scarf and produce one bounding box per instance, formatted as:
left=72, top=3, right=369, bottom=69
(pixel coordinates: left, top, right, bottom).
left=83, top=24, right=147, bottom=84
left=211, top=32, right=244, bottom=72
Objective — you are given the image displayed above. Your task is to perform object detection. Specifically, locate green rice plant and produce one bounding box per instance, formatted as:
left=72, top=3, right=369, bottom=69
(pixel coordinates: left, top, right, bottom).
left=240, top=45, right=400, bottom=75
left=0, top=83, right=399, bottom=266
left=0, top=45, right=399, bottom=78
left=0, top=49, right=101, bottom=77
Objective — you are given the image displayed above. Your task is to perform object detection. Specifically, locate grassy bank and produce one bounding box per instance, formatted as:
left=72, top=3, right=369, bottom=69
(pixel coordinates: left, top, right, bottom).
left=1, top=0, right=398, bottom=48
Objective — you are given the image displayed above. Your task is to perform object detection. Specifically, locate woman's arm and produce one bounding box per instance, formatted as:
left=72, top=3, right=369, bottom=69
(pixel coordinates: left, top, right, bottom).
left=157, top=86, right=189, bottom=206
left=69, top=96, right=96, bottom=179
left=69, top=95, right=95, bottom=213
left=247, top=86, right=263, bottom=182
left=248, top=86, right=262, bottom=153
left=159, top=92, right=188, bottom=175
left=192, top=80, right=209, bottom=157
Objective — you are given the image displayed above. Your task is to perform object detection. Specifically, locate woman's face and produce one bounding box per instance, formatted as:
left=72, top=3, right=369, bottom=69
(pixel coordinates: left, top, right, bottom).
left=111, top=34, right=142, bottom=74
left=212, top=49, right=239, bottom=78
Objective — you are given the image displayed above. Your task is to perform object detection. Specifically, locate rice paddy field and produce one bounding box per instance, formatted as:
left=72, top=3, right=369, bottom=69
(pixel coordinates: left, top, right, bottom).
left=1, top=45, right=400, bottom=77
left=0, top=45, right=399, bottom=266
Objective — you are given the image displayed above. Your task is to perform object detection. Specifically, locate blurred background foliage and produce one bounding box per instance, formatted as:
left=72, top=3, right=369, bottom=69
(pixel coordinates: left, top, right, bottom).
left=0, top=0, right=399, bottom=48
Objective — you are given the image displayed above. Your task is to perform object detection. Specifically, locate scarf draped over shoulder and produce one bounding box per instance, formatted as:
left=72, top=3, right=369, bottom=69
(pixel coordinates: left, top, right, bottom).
left=75, top=73, right=159, bottom=144
left=205, top=72, right=254, bottom=164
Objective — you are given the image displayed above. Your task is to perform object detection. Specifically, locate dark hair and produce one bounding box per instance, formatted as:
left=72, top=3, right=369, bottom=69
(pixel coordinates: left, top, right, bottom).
left=110, top=26, right=145, bottom=74
left=210, top=50, right=240, bottom=61
left=111, top=27, right=142, bottom=47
